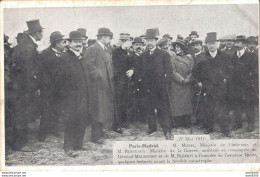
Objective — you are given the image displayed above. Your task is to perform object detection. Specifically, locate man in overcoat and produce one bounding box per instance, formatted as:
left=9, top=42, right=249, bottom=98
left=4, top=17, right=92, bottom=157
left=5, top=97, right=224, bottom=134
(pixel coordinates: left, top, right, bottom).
left=230, top=35, right=258, bottom=132
left=38, top=31, right=67, bottom=142
left=140, top=29, right=173, bottom=139
left=196, top=32, right=232, bottom=137
left=62, top=31, right=91, bottom=157
left=11, top=19, right=44, bottom=151
left=85, top=28, right=121, bottom=144
left=112, top=33, right=134, bottom=127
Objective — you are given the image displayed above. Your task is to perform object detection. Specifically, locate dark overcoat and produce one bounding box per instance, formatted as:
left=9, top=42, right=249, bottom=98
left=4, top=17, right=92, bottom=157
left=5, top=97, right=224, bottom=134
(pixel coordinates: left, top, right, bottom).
left=84, top=42, right=116, bottom=129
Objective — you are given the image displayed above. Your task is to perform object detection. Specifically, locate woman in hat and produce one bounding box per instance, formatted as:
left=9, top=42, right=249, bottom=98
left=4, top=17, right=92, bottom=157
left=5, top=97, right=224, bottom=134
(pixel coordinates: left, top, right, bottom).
left=170, top=40, right=194, bottom=129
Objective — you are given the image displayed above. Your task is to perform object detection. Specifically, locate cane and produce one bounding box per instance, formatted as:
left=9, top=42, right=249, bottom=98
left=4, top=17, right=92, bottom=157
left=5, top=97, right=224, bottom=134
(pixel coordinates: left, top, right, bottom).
left=190, top=85, right=202, bottom=134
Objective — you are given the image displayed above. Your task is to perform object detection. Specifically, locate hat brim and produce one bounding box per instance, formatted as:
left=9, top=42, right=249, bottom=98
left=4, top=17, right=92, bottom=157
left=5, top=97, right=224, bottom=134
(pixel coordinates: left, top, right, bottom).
left=144, top=37, right=158, bottom=40
left=189, top=34, right=199, bottom=37
left=171, top=41, right=188, bottom=51
left=26, top=27, right=45, bottom=34
left=50, top=36, right=66, bottom=42
left=190, top=41, right=203, bottom=45
left=67, top=38, right=84, bottom=40
left=96, top=34, right=113, bottom=37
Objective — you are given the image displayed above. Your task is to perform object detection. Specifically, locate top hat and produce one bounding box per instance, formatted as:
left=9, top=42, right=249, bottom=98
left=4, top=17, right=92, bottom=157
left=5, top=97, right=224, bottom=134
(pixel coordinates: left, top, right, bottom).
left=189, top=31, right=199, bottom=37
left=132, top=37, right=144, bottom=44
left=163, top=34, right=173, bottom=40
left=157, top=38, right=168, bottom=47
left=190, top=39, right=203, bottom=45
left=235, top=35, right=247, bottom=43
left=205, top=32, right=217, bottom=43
left=247, top=36, right=257, bottom=44
left=68, top=31, right=83, bottom=40
left=77, top=28, right=88, bottom=38
left=119, top=33, right=131, bottom=40
left=144, top=29, right=158, bottom=40
left=50, top=31, right=65, bottom=43
left=97, top=28, right=113, bottom=37
left=26, top=19, right=44, bottom=33
left=171, top=39, right=188, bottom=52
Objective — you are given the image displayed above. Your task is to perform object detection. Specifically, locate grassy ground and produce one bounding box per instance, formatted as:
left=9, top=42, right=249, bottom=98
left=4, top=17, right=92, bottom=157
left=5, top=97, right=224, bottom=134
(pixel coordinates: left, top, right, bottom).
left=5, top=115, right=259, bottom=166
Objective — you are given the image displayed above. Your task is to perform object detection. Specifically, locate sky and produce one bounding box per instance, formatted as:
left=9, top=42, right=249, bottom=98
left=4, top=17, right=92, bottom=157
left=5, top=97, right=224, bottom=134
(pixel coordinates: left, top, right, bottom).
left=3, top=4, right=259, bottom=50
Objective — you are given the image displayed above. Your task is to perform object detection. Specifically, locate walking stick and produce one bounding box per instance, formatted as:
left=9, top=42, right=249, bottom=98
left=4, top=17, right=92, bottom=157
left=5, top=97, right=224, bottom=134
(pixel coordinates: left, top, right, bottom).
left=190, top=85, right=202, bottom=134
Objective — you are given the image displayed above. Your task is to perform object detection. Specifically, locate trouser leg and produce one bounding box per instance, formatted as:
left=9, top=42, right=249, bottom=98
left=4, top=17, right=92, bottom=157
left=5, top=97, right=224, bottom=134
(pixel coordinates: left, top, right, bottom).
left=157, top=107, right=171, bottom=135
left=203, top=98, right=214, bottom=132
left=246, top=103, right=255, bottom=130
left=215, top=102, right=230, bottom=134
left=91, top=121, right=103, bottom=142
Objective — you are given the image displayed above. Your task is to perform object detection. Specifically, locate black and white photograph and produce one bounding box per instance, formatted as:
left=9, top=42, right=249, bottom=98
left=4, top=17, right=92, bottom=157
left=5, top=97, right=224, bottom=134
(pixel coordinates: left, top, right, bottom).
left=1, top=1, right=259, bottom=168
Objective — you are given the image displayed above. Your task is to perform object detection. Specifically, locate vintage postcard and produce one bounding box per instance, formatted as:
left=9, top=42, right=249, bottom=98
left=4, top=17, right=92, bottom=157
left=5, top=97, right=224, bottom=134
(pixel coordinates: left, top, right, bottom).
left=0, top=0, right=259, bottom=173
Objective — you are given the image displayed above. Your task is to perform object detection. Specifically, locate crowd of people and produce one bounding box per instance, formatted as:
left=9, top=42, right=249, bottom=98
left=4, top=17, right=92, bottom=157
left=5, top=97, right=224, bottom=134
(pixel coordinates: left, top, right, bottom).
left=4, top=19, right=259, bottom=157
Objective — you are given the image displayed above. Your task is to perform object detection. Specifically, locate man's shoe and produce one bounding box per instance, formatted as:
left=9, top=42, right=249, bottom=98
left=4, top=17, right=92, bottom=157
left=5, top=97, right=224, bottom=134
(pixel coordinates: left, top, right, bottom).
left=147, top=129, right=157, bottom=135
left=224, top=132, right=231, bottom=137
left=114, top=128, right=123, bottom=134
left=246, top=127, right=254, bottom=132
left=165, top=132, right=172, bottom=140
left=231, top=124, right=242, bottom=131
left=65, top=150, right=79, bottom=158
left=204, top=129, right=212, bottom=134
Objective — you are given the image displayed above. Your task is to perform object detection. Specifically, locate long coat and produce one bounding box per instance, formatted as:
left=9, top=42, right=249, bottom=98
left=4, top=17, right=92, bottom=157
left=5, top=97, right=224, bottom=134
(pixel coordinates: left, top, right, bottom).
left=170, top=54, right=194, bottom=117
left=84, top=42, right=116, bottom=129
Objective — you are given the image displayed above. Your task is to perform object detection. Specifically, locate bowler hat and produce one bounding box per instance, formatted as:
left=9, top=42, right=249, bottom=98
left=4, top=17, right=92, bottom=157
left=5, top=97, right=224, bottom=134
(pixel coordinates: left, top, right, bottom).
left=235, top=35, right=247, bottom=43
left=205, top=32, right=217, bottom=43
left=171, top=39, right=188, bottom=52
left=218, top=34, right=236, bottom=42
left=189, top=31, right=199, bottom=37
left=68, top=31, right=83, bottom=40
left=77, top=28, right=88, bottom=38
left=177, top=34, right=184, bottom=40
left=119, top=33, right=131, bottom=40
left=144, top=29, right=158, bottom=40
left=97, top=28, right=113, bottom=37
left=26, top=19, right=44, bottom=33
left=157, top=38, right=168, bottom=47
left=50, top=31, right=65, bottom=43
left=163, top=34, right=173, bottom=40
left=132, top=37, right=144, bottom=44
left=247, top=36, right=257, bottom=44
left=190, top=39, right=203, bottom=45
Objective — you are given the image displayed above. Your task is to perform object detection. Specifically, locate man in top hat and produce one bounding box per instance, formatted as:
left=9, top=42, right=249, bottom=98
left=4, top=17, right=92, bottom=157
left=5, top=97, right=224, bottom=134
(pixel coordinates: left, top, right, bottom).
left=246, top=36, right=258, bottom=56
left=85, top=28, right=121, bottom=144
left=229, top=35, right=258, bottom=132
left=140, top=28, right=173, bottom=139
left=61, top=31, right=91, bottom=157
left=38, top=31, right=67, bottom=142
left=11, top=19, right=44, bottom=151
left=77, top=28, right=88, bottom=52
left=195, top=32, right=232, bottom=137
left=189, top=31, right=199, bottom=41
left=220, top=35, right=236, bottom=57
left=112, top=33, right=134, bottom=128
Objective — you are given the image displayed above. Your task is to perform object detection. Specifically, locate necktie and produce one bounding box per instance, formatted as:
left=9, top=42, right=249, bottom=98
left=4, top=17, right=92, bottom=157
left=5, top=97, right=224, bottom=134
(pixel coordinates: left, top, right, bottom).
left=150, top=51, right=154, bottom=55
left=238, top=51, right=241, bottom=58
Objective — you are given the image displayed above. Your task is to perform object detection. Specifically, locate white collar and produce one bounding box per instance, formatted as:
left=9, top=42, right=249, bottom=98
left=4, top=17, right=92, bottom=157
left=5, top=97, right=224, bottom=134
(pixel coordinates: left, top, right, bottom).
left=209, top=50, right=218, bottom=58
left=69, top=48, right=81, bottom=57
left=237, top=48, right=246, bottom=57
left=195, top=51, right=201, bottom=56
left=149, top=46, right=156, bottom=52
left=29, top=35, right=37, bottom=45
left=97, top=40, right=105, bottom=50
left=52, top=48, right=61, bottom=54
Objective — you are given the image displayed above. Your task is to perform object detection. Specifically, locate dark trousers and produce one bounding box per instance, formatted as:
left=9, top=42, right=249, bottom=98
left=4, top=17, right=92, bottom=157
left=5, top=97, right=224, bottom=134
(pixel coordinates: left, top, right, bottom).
left=135, top=95, right=146, bottom=122
left=63, top=113, right=87, bottom=151
left=144, top=94, right=171, bottom=135
left=39, top=102, right=60, bottom=139
left=91, top=121, right=103, bottom=143
left=115, top=83, right=128, bottom=125
left=232, top=101, right=255, bottom=129
left=202, top=97, right=230, bottom=134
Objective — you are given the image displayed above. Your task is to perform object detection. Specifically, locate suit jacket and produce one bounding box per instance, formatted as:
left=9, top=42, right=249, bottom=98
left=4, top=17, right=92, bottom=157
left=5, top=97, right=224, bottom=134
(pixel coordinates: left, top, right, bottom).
left=140, top=48, right=173, bottom=108
left=84, top=42, right=116, bottom=129
left=230, top=50, right=258, bottom=103
left=195, top=50, right=232, bottom=102
left=12, top=34, right=39, bottom=93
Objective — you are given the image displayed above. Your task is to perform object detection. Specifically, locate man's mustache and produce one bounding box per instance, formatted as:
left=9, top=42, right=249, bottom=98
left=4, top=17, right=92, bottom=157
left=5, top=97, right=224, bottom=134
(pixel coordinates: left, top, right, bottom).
left=76, top=45, right=82, bottom=48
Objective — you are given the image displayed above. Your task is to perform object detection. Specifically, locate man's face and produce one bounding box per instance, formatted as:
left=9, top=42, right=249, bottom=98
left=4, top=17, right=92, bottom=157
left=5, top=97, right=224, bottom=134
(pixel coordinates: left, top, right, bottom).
left=206, top=42, right=218, bottom=52
left=235, top=41, right=246, bottom=51
left=121, top=40, right=132, bottom=49
left=102, top=35, right=112, bottom=46
left=247, top=42, right=257, bottom=51
left=146, top=38, right=157, bottom=49
left=133, top=43, right=144, bottom=54
left=36, top=31, right=43, bottom=41
left=56, top=39, right=66, bottom=52
left=82, top=38, right=88, bottom=48
left=192, top=43, right=202, bottom=53
left=190, top=35, right=198, bottom=40
left=226, top=41, right=234, bottom=48
left=160, top=43, right=169, bottom=51
left=175, top=44, right=183, bottom=54
left=69, top=39, right=82, bottom=52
